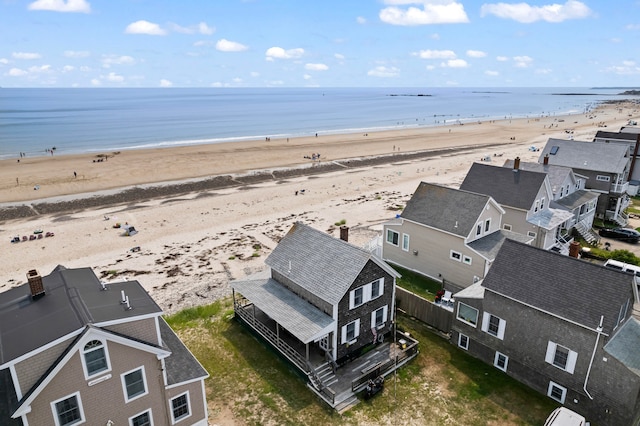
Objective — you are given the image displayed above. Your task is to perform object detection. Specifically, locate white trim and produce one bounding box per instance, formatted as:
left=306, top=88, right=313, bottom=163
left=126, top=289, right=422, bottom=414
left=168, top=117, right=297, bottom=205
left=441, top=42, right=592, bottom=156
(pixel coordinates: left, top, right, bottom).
left=0, top=328, right=83, bottom=369
left=371, top=305, right=388, bottom=329
left=10, top=364, right=22, bottom=400
left=50, top=391, right=85, bottom=426
left=527, top=231, right=537, bottom=238
left=165, top=376, right=208, bottom=390
left=481, top=312, right=505, bottom=340
left=341, top=319, right=360, bottom=344
left=200, top=379, right=208, bottom=423
left=484, top=218, right=491, bottom=233
left=596, top=175, right=610, bottom=182
left=547, top=381, right=567, bottom=404
left=545, top=341, right=577, bottom=374
left=81, top=338, right=111, bottom=380
left=170, top=390, right=192, bottom=424
left=450, top=250, right=462, bottom=262
left=155, top=317, right=163, bottom=346
left=462, top=255, right=472, bottom=265
left=94, top=312, right=163, bottom=328
left=494, top=351, right=509, bottom=372
left=458, top=333, right=469, bottom=350
left=402, top=233, right=410, bottom=251
left=503, top=224, right=512, bottom=231
left=129, top=408, right=154, bottom=426
left=456, top=302, right=479, bottom=327
left=385, top=229, right=399, bottom=246
left=121, top=366, right=149, bottom=403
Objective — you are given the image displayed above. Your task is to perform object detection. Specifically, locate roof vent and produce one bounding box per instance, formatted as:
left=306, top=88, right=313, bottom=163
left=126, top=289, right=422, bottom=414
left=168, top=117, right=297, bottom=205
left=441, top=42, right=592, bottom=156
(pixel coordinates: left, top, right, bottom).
left=27, top=269, right=45, bottom=299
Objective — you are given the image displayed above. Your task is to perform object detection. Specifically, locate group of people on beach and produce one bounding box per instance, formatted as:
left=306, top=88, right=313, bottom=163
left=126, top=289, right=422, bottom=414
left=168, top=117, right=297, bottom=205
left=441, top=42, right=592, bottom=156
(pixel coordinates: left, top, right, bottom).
left=304, top=153, right=321, bottom=161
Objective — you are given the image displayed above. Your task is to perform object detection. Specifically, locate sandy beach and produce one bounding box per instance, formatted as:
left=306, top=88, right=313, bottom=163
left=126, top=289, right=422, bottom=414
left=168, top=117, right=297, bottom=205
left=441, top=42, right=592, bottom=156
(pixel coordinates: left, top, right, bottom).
left=1, top=101, right=638, bottom=313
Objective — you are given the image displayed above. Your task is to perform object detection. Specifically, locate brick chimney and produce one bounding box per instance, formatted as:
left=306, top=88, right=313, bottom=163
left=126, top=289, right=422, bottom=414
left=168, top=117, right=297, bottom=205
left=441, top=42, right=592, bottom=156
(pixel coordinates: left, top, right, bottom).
left=569, top=241, right=581, bottom=258
left=543, top=154, right=549, bottom=165
left=340, top=225, right=349, bottom=242
left=513, top=157, right=520, bottom=170
left=27, top=269, right=45, bottom=299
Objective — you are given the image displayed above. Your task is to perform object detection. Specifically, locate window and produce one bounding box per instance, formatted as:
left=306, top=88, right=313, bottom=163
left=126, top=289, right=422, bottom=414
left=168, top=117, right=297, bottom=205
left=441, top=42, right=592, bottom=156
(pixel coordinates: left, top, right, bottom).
left=547, top=381, right=567, bottom=403
left=596, top=175, right=610, bottom=182
left=122, top=367, right=148, bottom=402
left=450, top=250, right=462, bottom=261
left=83, top=340, right=108, bottom=377
left=51, top=392, right=84, bottom=426
left=540, top=197, right=545, bottom=210
left=503, top=224, right=512, bottom=231
left=534, top=200, right=539, bottom=212
left=130, top=410, right=153, bottom=426
left=482, top=312, right=506, bottom=339
left=349, top=279, right=384, bottom=309
left=371, top=306, right=388, bottom=329
left=458, top=334, right=469, bottom=350
left=341, top=319, right=360, bottom=344
left=456, top=303, right=479, bottom=326
left=353, top=287, right=364, bottom=307
left=476, top=223, right=482, bottom=236
left=527, top=231, right=536, bottom=238
left=463, top=255, right=472, bottom=265
left=484, top=219, right=491, bottom=232
left=170, top=392, right=191, bottom=423
left=402, top=234, right=410, bottom=251
left=494, top=352, right=509, bottom=372
left=386, top=229, right=399, bottom=246
left=545, top=341, right=577, bottom=374
left=370, top=279, right=381, bottom=299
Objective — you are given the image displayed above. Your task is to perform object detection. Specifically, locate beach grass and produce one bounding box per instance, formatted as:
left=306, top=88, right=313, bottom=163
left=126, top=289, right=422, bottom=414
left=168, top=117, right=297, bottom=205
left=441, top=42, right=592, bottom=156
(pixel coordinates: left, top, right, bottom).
left=166, top=298, right=556, bottom=425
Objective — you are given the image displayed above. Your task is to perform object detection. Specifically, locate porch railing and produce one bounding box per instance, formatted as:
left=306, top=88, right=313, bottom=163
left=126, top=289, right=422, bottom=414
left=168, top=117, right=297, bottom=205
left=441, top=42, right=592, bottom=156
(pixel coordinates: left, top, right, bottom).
left=610, top=181, right=629, bottom=194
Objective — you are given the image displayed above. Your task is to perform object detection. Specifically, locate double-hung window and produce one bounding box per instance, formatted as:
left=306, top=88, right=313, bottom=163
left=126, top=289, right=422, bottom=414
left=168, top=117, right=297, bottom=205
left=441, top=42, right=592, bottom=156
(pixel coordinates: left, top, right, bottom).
left=402, top=234, right=410, bottom=251
left=371, top=306, right=388, bottom=329
left=545, top=341, right=577, bottom=374
left=481, top=312, right=506, bottom=339
left=341, top=319, right=360, bottom=344
left=386, top=229, right=399, bottom=246
left=547, top=381, right=567, bottom=403
left=51, top=392, right=84, bottom=426
left=130, top=410, right=152, bottom=426
left=352, top=287, right=364, bottom=307
left=349, top=278, right=384, bottom=309
left=122, top=367, right=148, bottom=402
left=170, top=392, right=191, bottom=423
left=494, top=351, right=509, bottom=372
left=83, top=339, right=109, bottom=378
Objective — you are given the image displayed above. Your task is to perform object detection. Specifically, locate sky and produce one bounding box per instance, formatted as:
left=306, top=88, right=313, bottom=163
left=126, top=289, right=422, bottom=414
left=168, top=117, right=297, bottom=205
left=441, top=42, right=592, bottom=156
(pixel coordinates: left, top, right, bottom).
left=1, top=0, right=639, bottom=88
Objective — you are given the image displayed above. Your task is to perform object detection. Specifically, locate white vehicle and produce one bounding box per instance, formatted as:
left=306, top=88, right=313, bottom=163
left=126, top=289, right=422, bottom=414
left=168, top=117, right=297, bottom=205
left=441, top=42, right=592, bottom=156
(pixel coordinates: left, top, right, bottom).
left=544, top=407, right=586, bottom=426
left=603, top=259, right=640, bottom=277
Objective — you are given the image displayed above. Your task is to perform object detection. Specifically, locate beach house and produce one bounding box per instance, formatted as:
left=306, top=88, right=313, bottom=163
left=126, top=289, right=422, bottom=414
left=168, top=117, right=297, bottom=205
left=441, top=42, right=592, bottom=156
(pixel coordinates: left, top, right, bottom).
left=0, top=266, right=208, bottom=426
left=450, top=239, right=640, bottom=426
left=232, top=222, right=418, bottom=409
left=538, top=138, right=632, bottom=226
left=382, top=182, right=532, bottom=292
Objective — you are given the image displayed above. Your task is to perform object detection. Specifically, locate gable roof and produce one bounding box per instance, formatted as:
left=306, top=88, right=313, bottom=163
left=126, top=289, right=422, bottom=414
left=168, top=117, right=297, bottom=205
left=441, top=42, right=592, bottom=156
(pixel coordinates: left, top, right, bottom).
left=482, top=239, right=633, bottom=334
left=467, top=229, right=533, bottom=260
left=265, top=222, right=399, bottom=306
left=0, top=266, right=163, bottom=366
left=604, top=318, right=640, bottom=376
left=459, top=162, right=547, bottom=210
left=552, top=189, right=599, bottom=211
left=159, top=318, right=209, bottom=386
left=595, top=130, right=638, bottom=141
left=538, top=138, right=629, bottom=173
left=502, top=160, right=575, bottom=194
left=400, top=182, right=499, bottom=238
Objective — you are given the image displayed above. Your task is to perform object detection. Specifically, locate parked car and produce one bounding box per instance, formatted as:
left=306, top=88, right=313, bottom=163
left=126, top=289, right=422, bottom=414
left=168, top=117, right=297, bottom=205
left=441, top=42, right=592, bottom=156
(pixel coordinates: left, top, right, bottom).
left=544, top=407, right=586, bottom=426
left=598, top=227, right=640, bottom=243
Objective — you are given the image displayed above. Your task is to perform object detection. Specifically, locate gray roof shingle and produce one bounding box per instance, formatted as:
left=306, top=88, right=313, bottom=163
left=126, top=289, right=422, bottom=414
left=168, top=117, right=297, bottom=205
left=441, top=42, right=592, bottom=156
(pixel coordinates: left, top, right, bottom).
left=595, top=131, right=638, bottom=141
left=502, top=160, right=574, bottom=194
left=538, top=138, right=629, bottom=173
left=482, top=239, right=633, bottom=334
left=604, top=318, right=640, bottom=376
left=460, top=162, right=547, bottom=210
left=400, top=182, right=493, bottom=237
left=467, top=229, right=534, bottom=260
left=159, top=318, right=209, bottom=385
left=265, top=222, right=398, bottom=306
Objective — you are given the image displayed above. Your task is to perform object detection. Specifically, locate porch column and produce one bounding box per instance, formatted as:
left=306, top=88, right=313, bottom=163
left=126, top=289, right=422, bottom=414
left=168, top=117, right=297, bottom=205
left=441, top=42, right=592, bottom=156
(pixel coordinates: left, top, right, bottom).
left=276, top=323, right=280, bottom=346
left=306, top=343, right=310, bottom=361
left=615, top=196, right=622, bottom=218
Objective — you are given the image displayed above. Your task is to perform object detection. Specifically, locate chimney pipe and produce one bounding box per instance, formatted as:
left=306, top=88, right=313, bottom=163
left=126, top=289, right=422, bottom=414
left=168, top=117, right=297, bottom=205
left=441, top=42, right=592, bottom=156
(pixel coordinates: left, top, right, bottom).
left=543, top=154, right=549, bottom=165
left=513, top=157, right=520, bottom=170
left=569, top=241, right=581, bottom=258
left=340, top=225, right=349, bottom=242
left=27, top=269, right=45, bottom=299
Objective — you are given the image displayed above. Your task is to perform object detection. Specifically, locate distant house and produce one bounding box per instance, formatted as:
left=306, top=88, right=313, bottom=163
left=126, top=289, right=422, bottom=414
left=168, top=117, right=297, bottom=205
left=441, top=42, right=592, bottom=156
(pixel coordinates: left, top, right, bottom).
left=594, top=130, right=640, bottom=183
left=451, top=239, right=640, bottom=426
left=382, top=181, right=532, bottom=291
left=232, top=222, right=418, bottom=409
left=0, top=266, right=209, bottom=426
left=538, top=138, right=631, bottom=226
left=502, top=159, right=600, bottom=244
left=460, top=160, right=574, bottom=253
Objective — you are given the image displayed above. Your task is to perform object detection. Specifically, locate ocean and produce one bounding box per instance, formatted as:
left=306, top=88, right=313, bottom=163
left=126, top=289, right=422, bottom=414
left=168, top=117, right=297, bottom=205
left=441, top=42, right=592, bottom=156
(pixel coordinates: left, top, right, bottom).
left=0, top=87, right=633, bottom=160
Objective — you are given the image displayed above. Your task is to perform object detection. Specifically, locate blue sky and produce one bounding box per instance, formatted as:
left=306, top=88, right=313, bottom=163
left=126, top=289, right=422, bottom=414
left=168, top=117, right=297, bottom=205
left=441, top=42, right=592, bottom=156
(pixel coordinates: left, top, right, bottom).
left=1, top=0, right=639, bottom=88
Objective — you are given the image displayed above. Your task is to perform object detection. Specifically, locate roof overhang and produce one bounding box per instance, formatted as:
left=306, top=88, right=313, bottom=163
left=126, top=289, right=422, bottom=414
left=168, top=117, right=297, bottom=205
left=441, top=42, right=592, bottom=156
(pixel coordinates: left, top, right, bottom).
left=527, top=208, right=574, bottom=230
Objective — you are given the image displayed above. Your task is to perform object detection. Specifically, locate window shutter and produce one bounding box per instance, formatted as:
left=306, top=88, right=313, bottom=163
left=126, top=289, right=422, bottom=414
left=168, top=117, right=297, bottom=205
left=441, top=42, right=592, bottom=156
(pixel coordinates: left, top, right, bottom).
left=497, top=319, right=506, bottom=340
left=354, top=319, right=360, bottom=338
left=382, top=305, right=388, bottom=323
left=380, top=278, right=384, bottom=296
left=364, top=284, right=372, bottom=302
left=566, top=350, right=578, bottom=374
left=545, top=341, right=556, bottom=364
left=370, top=310, right=376, bottom=327
left=481, top=312, right=490, bottom=332
left=349, top=291, right=354, bottom=309
left=341, top=325, right=348, bottom=343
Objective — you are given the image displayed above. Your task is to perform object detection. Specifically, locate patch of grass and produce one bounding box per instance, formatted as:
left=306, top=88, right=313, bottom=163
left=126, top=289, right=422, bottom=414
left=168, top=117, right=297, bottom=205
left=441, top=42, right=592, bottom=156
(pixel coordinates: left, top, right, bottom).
left=252, top=252, right=260, bottom=257
left=228, top=255, right=236, bottom=260
left=334, top=219, right=347, bottom=226
left=393, top=265, right=441, bottom=301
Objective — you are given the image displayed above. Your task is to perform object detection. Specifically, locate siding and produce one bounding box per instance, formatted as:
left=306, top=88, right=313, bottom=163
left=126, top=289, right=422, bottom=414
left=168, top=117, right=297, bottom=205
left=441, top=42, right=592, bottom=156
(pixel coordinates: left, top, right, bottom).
left=104, top=317, right=158, bottom=345
left=165, top=380, right=207, bottom=425
left=14, top=336, right=75, bottom=397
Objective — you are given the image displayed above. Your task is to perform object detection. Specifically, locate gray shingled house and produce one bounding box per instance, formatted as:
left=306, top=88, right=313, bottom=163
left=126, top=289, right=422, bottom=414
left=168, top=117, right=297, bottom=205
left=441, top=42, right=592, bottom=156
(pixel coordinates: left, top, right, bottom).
left=460, top=160, right=574, bottom=253
left=232, top=222, right=418, bottom=409
left=0, top=266, right=209, bottom=426
left=382, top=182, right=532, bottom=292
left=538, top=138, right=631, bottom=226
left=451, top=239, right=640, bottom=425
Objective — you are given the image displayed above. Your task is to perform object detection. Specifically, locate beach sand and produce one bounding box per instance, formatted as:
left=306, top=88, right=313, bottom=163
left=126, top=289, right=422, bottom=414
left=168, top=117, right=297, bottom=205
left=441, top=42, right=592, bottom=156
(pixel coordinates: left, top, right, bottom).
left=1, top=102, right=637, bottom=313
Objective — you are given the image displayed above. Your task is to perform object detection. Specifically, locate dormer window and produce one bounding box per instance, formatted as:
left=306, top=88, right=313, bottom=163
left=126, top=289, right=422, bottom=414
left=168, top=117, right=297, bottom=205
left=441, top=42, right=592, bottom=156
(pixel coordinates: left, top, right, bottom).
left=540, top=197, right=545, bottom=210
left=83, top=340, right=109, bottom=377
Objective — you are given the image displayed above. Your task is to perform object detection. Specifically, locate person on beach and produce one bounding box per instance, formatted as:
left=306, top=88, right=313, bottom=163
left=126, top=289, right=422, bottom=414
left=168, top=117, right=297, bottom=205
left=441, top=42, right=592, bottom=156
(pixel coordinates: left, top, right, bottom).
left=74, top=171, right=77, bottom=178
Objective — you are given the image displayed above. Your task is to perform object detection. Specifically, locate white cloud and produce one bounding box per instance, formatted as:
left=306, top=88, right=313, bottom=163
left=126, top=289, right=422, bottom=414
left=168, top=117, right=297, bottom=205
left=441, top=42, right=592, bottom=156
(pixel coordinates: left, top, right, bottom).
left=610, top=37, right=622, bottom=43
left=334, top=53, right=345, bottom=60
left=535, top=68, right=552, bottom=74
left=194, top=40, right=214, bottom=47
left=28, top=64, right=52, bottom=73
left=160, top=79, right=173, bottom=87
left=496, top=56, right=509, bottom=61
left=102, top=55, right=135, bottom=68
left=64, top=50, right=89, bottom=58
left=0, top=58, right=9, bottom=65
left=62, top=65, right=74, bottom=72
left=413, top=49, right=456, bottom=59
left=91, top=78, right=101, bottom=86
left=79, top=65, right=91, bottom=72
left=626, top=24, right=640, bottom=31
left=13, top=52, right=41, bottom=60
left=367, top=66, right=400, bottom=77
left=356, top=16, right=367, bottom=24
left=442, top=59, right=468, bottom=68
left=265, top=47, right=304, bottom=60
left=216, top=39, right=248, bottom=52
left=480, top=0, right=592, bottom=23
left=8, top=68, right=27, bottom=76
left=430, top=33, right=440, bottom=40
left=232, top=77, right=243, bottom=84
left=305, top=63, right=329, bottom=71
left=467, top=50, right=486, bottom=58
left=125, top=20, right=167, bottom=36
left=250, top=71, right=260, bottom=77
left=303, top=74, right=312, bottom=80
left=169, top=22, right=215, bottom=35
left=485, top=70, right=499, bottom=76
left=513, top=55, right=533, bottom=67
left=28, top=0, right=91, bottom=13
left=106, top=72, right=124, bottom=82
left=426, top=65, right=436, bottom=70
left=380, top=1, right=469, bottom=26
left=605, top=63, right=640, bottom=75
left=198, top=22, right=215, bottom=35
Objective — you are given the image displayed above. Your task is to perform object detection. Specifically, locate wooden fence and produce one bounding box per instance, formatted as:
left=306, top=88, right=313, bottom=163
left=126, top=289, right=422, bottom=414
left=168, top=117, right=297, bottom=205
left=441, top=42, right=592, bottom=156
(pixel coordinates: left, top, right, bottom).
left=395, top=287, right=452, bottom=333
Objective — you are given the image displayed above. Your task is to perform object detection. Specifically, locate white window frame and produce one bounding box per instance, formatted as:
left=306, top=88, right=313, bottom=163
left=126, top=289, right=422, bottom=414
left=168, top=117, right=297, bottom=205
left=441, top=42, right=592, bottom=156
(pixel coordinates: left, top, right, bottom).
left=81, top=339, right=110, bottom=380
left=350, top=286, right=364, bottom=309
left=476, top=223, right=482, bottom=236
left=484, top=218, right=491, bottom=233
left=458, top=333, right=469, bottom=350
left=129, top=409, right=154, bottom=426
left=370, top=278, right=383, bottom=300
left=534, top=200, right=540, bottom=212
left=341, top=319, right=360, bottom=344
left=121, top=366, right=149, bottom=403
left=371, top=306, right=388, bottom=329
left=527, top=231, right=536, bottom=238
left=170, top=391, right=191, bottom=424
left=547, top=381, right=567, bottom=404
left=503, top=224, right=512, bottom=231
left=349, top=278, right=384, bottom=309
left=462, top=255, right=472, bottom=265
left=596, top=175, right=610, bottom=182
left=402, top=233, right=410, bottom=251
left=51, top=391, right=85, bottom=426
left=386, top=229, right=399, bottom=246
left=450, top=250, right=462, bottom=262
left=456, top=302, right=479, bottom=327
left=545, top=341, right=577, bottom=374
left=481, top=312, right=506, bottom=340
left=540, top=197, right=545, bottom=210
left=494, top=351, right=509, bottom=372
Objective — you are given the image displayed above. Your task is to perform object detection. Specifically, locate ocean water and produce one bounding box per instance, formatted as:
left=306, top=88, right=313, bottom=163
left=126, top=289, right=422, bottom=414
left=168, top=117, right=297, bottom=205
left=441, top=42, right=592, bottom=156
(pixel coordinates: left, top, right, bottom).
left=0, top=87, right=631, bottom=160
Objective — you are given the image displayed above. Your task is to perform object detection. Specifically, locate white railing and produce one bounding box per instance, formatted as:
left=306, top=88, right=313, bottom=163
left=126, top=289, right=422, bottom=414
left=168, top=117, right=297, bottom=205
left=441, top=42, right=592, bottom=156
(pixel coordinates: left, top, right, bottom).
left=611, top=181, right=629, bottom=194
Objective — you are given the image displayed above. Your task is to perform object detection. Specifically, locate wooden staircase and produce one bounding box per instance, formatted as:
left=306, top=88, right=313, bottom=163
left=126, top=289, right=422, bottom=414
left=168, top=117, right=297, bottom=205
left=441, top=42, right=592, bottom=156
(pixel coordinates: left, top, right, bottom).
left=574, top=222, right=599, bottom=245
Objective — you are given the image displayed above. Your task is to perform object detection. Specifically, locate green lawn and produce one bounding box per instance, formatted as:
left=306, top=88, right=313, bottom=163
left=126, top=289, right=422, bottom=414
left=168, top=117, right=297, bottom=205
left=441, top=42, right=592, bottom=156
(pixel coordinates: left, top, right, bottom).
left=166, top=299, right=557, bottom=425
left=394, top=265, right=442, bottom=301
